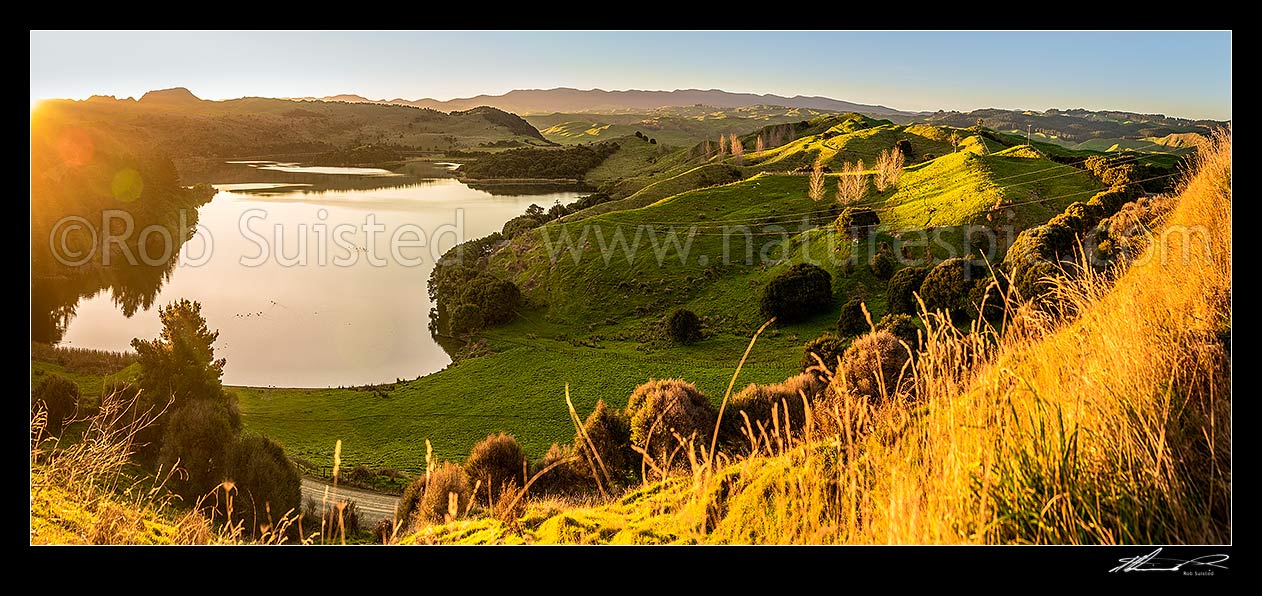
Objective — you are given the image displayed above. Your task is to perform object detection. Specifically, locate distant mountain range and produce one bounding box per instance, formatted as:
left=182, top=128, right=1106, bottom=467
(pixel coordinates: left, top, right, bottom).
left=294, top=87, right=913, bottom=117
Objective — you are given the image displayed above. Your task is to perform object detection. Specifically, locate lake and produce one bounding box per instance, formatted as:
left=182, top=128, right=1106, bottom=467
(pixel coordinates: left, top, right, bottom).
left=50, top=161, right=583, bottom=388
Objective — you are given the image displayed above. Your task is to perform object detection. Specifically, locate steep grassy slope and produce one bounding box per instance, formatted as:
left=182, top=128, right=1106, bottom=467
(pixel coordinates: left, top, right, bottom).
left=31, top=469, right=212, bottom=545
left=403, top=133, right=1231, bottom=545
left=749, top=116, right=955, bottom=171
left=875, top=142, right=1105, bottom=230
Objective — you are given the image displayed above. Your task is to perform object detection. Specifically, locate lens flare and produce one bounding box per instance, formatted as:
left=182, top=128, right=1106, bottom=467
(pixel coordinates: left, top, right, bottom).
left=111, top=168, right=144, bottom=203
left=55, top=128, right=94, bottom=167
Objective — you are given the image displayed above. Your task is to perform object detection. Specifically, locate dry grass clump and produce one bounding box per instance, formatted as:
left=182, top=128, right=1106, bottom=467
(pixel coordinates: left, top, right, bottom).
left=838, top=331, right=913, bottom=403
left=626, top=379, right=716, bottom=471
left=464, top=432, right=527, bottom=502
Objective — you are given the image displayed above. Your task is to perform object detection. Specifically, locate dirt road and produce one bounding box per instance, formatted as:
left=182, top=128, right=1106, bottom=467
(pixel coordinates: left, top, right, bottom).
left=300, top=477, right=399, bottom=526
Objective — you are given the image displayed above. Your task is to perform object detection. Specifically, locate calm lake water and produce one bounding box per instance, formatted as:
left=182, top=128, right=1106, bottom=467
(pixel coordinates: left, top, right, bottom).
left=55, top=162, right=582, bottom=388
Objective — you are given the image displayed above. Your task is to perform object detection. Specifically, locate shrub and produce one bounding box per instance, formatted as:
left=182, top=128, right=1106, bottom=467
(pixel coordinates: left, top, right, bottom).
left=431, top=269, right=523, bottom=336
left=665, top=308, right=702, bottom=344
left=502, top=214, right=544, bottom=238
left=894, top=139, right=915, bottom=161
left=869, top=251, right=896, bottom=280
left=448, top=303, right=485, bottom=335
left=348, top=464, right=373, bottom=484
left=625, top=379, right=716, bottom=466
left=31, top=374, right=79, bottom=434
left=759, top=263, right=833, bottom=323
left=723, top=373, right=827, bottom=447
left=158, top=399, right=237, bottom=502
left=415, top=461, right=470, bottom=525
left=919, top=258, right=977, bottom=320
left=464, top=433, right=526, bottom=501
left=836, top=298, right=869, bottom=336
left=835, top=207, right=880, bottom=237
left=130, top=299, right=237, bottom=465
left=841, top=331, right=913, bottom=403
left=529, top=443, right=593, bottom=498
left=801, top=332, right=850, bottom=373
left=397, top=476, right=426, bottom=528
left=547, top=203, right=569, bottom=220
left=1087, top=186, right=1133, bottom=214
left=968, top=275, right=1008, bottom=323
left=575, top=400, right=635, bottom=485
left=227, top=435, right=301, bottom=537
left=459, top=277, right=523, bottom=327
left=887, top=266, right=929, bottom=315
left=456, top=142, right=619, bottom=179
left=1065, top=201, right=1106, bottom=229
left=875, top=313, right=920, bottom=348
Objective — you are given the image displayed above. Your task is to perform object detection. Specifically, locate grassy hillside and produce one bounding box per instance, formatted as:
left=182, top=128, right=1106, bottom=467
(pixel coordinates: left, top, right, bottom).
left=235, top=333, right=801, bottom=473
left=875, top=141, right=1105, bottom=230
left=913, top=106, right=1222, bottom=142
left=31, top=468, right=213, bottom=545
left=496, top=140, right=1101, bottom=330
left=527, top=105, right=836, bottom=146
left=32, top=91, right=550, bottom=163
left=402, top=132, right=1231, bottom=544
left=221, top=117, right=1112, bottom=475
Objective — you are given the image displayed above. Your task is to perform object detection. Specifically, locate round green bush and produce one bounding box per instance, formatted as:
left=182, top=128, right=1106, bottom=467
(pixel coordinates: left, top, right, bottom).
left=886, top=266, right=929, bottom=315
left=836, top=298, right=868, bottom=336
left=448, top=303, right=485, bottom=335
left=665, top=308, right=702, bottom=344
left=1065, top=201, right=1106, bottom=229
left=870, top=251, right=896, bottom=280
left=919, top=258, right=977, bottom=320
left=895, top=139, right=915, bottom=161
left=875, top=313, right=920, bottom=348
left=625, top=379, right=716, bottom=466
left=968, top=275, right=1008, bottom=323
left=460, top=276, right=523, bottom=326
left=759, top=263, right=833, bottom=323
left=464, top=432, right=526, bottom=501
left=841, top=331, right=914, bottom=403
left=228, top=434, right=302, bottom=537
left=836, top=207, right=880, bottom=237
left=158, top=399, right=237, bottom=502
left=31, top=374, right=79, bottom=434
left=801, top=332, right=850, bottom=373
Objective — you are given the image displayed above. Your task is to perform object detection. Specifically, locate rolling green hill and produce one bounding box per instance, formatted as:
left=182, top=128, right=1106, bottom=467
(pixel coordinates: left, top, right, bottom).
left=33, top=89, right=551, bottom=164
left=228, top=120, right=1110, bottom=475
left=527, top=105, right=836, bottom=146
left=29, top=98, right=1163, bottom=487
left=906, top=106, right=1223, bottom=142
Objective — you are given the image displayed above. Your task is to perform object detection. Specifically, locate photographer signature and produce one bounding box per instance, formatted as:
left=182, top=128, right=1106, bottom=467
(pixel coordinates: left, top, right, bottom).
left=1110, top=548, right=1229, bottom=573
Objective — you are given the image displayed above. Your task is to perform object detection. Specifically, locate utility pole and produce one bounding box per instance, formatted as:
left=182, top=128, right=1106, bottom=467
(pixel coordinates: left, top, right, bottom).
left=1027, top=124, right=1032, bottom=147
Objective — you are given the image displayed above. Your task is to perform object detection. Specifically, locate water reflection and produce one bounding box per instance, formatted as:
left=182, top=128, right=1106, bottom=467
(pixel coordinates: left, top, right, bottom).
left=34, top=160, right=584, bottom=387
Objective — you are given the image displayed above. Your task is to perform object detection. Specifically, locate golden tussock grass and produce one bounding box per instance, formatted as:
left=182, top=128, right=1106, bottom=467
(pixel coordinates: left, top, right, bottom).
left=30, top=388, right=219, bottom=544
left=712, top=129, right=1230, bottom=544
left=409, top=130, right=1230, bottom=545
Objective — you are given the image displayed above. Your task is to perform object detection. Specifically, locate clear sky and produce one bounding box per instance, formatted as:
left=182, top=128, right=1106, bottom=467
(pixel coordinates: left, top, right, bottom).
left=29, top=30, right=1232, bottom=120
